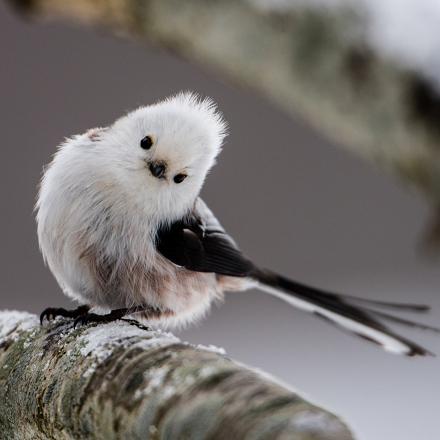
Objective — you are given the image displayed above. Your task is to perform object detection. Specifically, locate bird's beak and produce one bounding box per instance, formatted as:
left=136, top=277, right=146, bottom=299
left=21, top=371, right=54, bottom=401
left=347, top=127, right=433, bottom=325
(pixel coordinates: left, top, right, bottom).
left=148, top=161, right=167, bottom=179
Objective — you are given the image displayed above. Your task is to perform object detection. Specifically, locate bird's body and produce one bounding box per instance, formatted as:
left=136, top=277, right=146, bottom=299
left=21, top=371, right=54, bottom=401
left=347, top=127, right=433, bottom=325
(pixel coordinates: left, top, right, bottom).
left=36, top=97, right=243, bottom=328
left=37, top=93, right=438, bottom=356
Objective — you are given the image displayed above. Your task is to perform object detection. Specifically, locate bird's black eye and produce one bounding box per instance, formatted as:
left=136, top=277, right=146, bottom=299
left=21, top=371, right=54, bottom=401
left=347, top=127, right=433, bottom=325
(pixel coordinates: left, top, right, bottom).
left=140, top=135, right=153, bottom=150
left=173, top=173, right=187, bottom=184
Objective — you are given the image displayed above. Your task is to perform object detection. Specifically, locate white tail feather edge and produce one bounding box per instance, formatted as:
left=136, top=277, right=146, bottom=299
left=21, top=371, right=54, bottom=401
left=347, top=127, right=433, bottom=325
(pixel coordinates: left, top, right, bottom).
left=257, top=283, right=412, bottom=355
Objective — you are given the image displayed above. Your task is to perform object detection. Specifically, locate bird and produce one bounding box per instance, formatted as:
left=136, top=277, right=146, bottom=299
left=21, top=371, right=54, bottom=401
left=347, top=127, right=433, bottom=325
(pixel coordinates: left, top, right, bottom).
left=37, top=92, right=438, bottom=357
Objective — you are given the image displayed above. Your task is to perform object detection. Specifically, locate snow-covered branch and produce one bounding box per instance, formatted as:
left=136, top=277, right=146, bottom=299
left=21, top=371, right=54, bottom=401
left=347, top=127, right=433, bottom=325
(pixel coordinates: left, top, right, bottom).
left=0, top=311, right=353, bottom=439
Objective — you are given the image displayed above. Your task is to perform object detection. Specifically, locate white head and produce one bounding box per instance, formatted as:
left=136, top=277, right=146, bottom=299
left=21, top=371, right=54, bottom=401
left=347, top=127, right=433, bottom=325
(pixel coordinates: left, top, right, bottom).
left=86, top=92, right=227, bottom=224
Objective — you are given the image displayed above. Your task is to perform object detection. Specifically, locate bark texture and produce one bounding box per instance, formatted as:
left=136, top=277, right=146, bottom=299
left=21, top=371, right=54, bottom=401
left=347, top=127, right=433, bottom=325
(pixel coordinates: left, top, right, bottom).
left=0, top=311, right=353, bottom=440
left=7, top=0, right=440, bottom=219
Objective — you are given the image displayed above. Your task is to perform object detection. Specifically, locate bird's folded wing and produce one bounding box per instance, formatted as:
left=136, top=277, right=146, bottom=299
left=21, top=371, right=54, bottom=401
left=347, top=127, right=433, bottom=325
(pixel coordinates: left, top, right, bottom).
left=156, top=198, right=254, bottom=277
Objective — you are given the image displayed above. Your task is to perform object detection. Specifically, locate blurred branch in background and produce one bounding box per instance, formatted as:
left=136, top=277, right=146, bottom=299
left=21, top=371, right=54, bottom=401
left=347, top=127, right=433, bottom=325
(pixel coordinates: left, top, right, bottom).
left=0, top=311, right=353, bottom=439
left=7, top=0, right=440, bottom=240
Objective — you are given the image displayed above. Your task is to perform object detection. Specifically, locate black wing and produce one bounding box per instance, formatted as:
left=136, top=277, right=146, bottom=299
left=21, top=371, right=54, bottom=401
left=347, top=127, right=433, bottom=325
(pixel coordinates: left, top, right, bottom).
left=156, top=199, right=255, bottom=277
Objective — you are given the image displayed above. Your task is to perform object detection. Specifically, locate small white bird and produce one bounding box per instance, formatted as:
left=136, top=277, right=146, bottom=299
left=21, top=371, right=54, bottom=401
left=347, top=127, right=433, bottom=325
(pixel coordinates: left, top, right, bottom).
left=37, top=92, right=438, bottom=356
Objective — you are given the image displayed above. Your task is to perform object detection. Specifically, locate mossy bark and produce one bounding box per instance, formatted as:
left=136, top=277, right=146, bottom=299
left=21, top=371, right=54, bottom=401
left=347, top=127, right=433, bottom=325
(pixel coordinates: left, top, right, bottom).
left=0, top=311, right=353, bottom=439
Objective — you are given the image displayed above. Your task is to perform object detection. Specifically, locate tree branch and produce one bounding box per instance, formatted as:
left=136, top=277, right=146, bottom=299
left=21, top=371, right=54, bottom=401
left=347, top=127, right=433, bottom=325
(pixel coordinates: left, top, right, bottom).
left=7, top=0, right=440, bottom=210
left=0, top=311, right=353, bottom=439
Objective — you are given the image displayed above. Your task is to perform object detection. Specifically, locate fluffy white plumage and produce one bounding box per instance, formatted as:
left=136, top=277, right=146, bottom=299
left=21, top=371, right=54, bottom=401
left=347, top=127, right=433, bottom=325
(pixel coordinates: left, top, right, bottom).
left=36, top=93, right=233, bottom=328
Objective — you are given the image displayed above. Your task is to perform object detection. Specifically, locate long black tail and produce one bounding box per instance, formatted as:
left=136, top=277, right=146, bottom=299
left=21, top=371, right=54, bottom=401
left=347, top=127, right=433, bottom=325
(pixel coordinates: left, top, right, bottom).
left=253, top=268, right=438, bottom=356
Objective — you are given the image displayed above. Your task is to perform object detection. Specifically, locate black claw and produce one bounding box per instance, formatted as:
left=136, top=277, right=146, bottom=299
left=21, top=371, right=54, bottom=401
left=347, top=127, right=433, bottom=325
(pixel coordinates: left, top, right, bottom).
left=73, top=314, right=95, bottom=328
left=40, top=305, right=90, bottom=325
left=40, top=307, right=63, bottom=325
left=73, top=311, right=122, bottom=329
left=73, top=315, right=85, bottom=329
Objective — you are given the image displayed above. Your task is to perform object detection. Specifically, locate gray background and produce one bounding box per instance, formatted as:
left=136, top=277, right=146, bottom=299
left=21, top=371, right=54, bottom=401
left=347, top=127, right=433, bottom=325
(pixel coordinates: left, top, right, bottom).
left=1, top=2, right=439, bottom=439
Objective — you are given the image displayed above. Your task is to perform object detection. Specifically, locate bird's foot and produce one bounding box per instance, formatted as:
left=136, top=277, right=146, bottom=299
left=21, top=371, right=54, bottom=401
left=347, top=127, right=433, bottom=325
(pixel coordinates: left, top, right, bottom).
left=73, top=308, right=128, bottom=328
left=40, top=305, right=90, bottom=325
